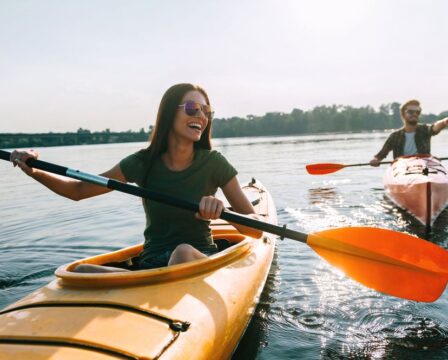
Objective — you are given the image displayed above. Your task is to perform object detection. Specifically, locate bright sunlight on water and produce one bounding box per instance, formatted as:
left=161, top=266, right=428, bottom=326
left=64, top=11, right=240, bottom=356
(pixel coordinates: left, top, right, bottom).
left=1, top=131, right=447, bottom=359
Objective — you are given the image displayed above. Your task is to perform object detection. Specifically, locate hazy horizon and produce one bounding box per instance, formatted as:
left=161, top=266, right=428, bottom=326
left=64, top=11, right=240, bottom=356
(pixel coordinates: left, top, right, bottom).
left=1, top=0, right=447, bottom=133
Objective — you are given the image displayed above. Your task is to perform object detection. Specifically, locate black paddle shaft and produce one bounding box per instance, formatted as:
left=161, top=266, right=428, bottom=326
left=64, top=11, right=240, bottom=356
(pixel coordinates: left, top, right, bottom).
left=0, top=150, right=308, bottom=243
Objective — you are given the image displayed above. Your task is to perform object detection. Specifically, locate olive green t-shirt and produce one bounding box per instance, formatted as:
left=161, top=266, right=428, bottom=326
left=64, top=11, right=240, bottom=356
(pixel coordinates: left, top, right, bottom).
left=119, top=149, right=237, bottom=258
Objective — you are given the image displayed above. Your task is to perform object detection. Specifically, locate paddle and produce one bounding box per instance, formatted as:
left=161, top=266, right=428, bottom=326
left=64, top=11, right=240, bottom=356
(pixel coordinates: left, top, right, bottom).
left=306, top=157, right=448, bottom=175
left=1, top=149, right=447, bottom=302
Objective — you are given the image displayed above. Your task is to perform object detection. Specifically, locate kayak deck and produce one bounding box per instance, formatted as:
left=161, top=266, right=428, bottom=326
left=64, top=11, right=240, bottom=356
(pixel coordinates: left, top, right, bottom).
left=0, top=179, right=277, bottom=360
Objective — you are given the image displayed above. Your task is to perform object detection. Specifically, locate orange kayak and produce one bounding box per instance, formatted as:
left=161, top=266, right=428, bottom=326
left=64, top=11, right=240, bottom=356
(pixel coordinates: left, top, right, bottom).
left=0, top=179, right=277, bottom=360
left=383, top=155, right=448, bottom=227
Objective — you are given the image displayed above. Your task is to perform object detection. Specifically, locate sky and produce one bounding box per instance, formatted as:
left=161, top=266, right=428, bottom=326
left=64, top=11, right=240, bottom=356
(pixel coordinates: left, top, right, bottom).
left=1, top=0, right=447, bottom=133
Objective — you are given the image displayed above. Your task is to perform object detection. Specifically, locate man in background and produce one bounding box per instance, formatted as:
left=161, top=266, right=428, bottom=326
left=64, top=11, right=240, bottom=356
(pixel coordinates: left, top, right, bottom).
left=370, top=99, right=448, bottom=166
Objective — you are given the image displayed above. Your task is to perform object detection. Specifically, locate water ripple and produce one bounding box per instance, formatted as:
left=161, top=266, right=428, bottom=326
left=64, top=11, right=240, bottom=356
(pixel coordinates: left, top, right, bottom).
left=2, top=137, right=448, bottom=360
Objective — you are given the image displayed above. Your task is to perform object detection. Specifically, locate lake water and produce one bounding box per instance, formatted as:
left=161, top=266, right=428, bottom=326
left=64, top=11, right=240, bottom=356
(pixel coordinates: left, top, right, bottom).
left=1, top=131, right=447, bottom=359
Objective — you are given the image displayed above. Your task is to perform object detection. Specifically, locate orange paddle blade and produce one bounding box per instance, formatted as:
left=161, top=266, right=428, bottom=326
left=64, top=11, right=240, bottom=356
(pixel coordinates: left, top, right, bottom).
left=306, top=163, right=345, bottom=175
left=307, top=227, right=448, bottom=302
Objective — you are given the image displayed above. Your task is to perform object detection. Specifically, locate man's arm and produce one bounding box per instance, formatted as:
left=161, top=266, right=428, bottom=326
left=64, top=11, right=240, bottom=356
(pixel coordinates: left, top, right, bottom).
left=432, top=117, right=448, bottom=135
left=370, top=134, right=393, bottom=166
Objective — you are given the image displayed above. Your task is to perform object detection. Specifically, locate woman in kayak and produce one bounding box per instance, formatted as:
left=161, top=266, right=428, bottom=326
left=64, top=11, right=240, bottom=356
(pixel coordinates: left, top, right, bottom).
left=10, top=83, right=262, bottom=272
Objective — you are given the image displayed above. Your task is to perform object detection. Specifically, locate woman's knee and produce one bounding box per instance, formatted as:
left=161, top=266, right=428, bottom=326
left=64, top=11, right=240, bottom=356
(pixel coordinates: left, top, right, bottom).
left=172, top=243, right=196, bottom=257
left=169, top=244, right=205, bottom=265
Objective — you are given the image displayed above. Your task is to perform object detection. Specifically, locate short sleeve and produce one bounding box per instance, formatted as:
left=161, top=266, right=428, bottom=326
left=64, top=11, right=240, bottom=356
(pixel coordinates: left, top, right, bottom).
left=427, top=123, right=436, bottom=136
left=119, top=152, right=147, bottom=186
left=212, top=151, right=238, bottom=188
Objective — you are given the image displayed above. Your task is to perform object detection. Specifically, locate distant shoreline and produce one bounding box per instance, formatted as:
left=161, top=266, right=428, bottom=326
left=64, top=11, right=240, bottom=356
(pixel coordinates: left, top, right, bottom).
left=0, top=128, right=388, bottom=149
left=0, top=129, right=150, bottom=149
left=2, top=102, right=446, bottom=148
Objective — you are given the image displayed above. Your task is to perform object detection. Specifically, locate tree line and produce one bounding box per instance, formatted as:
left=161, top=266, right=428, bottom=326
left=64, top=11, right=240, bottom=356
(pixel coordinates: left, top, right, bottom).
left=1, top=103, right=447, bottom=148
left=212, top=102, right=447, bottom=137
left=0, top=128, right=149, bottom=148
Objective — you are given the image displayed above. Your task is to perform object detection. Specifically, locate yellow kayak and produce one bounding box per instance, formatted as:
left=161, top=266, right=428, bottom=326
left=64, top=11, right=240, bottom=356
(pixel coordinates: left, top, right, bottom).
left=0, top=179, right=277, bottom=360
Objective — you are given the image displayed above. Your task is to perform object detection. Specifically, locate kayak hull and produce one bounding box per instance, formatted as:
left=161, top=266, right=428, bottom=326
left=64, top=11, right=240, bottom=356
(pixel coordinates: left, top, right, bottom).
left=0, top=179, right=277, bottom=360
left=383, top=155, right=448, bottom=227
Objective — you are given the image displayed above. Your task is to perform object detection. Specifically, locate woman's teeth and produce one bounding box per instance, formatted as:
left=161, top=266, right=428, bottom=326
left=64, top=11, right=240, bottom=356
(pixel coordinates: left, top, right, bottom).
left=188, top=123, right=201, bottom=130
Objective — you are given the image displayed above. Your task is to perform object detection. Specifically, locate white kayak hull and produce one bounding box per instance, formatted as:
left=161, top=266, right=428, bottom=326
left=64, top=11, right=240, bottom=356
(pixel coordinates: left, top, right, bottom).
left=383, top=156, right=448, bottom=227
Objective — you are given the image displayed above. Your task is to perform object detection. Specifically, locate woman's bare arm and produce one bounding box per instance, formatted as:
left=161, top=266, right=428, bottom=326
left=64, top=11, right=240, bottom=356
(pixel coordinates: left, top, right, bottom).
left=11, top=149, right=127, bottom=201
left=222, top=177, right=263, bottom=239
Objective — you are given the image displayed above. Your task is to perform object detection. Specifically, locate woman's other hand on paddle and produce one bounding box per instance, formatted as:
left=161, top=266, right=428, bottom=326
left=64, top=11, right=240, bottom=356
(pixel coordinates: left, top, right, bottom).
left=10, top=149, right=39, bottom=176
left=196, top=196, right=224, bottom=220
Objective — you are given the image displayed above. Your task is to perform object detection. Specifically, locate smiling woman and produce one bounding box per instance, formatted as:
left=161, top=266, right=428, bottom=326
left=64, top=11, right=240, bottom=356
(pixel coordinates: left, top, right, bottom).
left=7, top=82, right=263, bottom=273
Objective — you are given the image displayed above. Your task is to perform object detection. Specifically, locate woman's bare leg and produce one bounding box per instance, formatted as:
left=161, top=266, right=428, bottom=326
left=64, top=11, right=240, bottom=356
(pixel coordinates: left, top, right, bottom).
left=168, top=244, right=207, bottom=266
left=73, top=264, right=130, bottom=273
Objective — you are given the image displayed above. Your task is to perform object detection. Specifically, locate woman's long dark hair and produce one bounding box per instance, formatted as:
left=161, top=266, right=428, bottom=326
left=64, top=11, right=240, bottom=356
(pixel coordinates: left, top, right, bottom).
left=139, top=83, right=213, bottom=183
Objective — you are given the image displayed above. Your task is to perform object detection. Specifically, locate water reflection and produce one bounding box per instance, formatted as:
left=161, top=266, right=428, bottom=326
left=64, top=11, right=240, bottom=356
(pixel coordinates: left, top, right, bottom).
left=332, top=315, right=448, bottom=359
left=2, top=133, right=448, bottom=360
left=308, top=187, right=338, bottom=205
left=214, top=132, right=390, bottom=149
left=381, top=195, right=448, bottom=243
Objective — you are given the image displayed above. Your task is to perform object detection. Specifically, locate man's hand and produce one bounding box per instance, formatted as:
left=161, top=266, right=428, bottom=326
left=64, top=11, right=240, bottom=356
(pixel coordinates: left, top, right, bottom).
left=370, top=158, right=381, bottom=167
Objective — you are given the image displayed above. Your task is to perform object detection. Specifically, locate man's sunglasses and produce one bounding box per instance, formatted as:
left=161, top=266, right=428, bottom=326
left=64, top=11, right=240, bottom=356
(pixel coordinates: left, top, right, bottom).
left=178, top=101, right=214, bottom=119
left=406, top=109, right=421, bottom=115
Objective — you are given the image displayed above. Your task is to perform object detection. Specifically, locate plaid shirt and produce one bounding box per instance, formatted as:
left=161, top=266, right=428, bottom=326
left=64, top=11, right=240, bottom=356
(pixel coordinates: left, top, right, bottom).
left=375, top=124, right=435, bottom=160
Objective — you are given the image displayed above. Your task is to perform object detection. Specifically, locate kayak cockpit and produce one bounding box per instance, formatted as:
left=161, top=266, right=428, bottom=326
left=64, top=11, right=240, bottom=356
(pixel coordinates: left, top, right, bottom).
left=55, top=231, right=256, bottom=288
